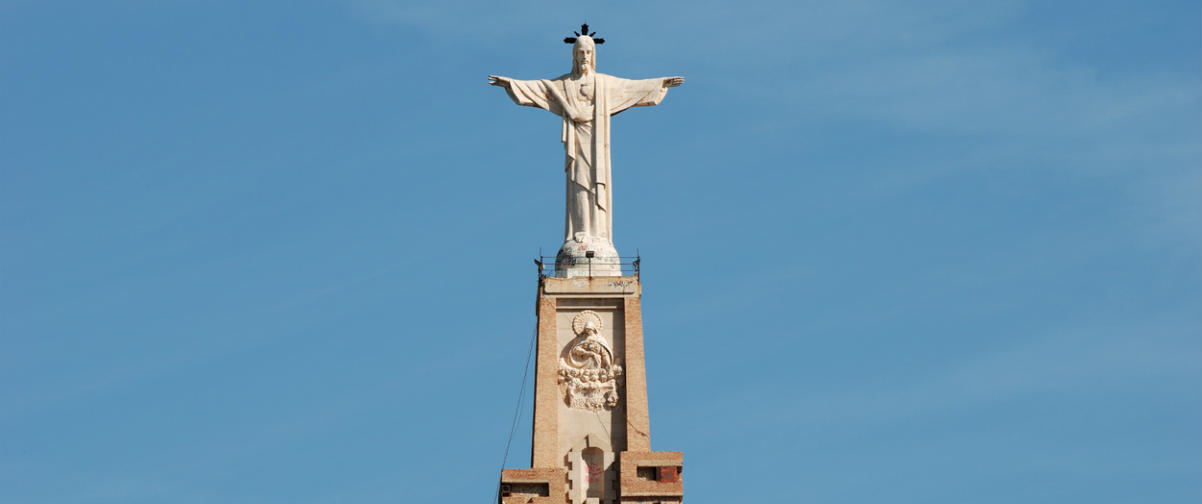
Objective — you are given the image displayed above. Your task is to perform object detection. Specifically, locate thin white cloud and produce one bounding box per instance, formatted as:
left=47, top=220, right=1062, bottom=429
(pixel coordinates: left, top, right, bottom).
left=350, top=0, right=1199, bottom=166
left=709, top=318, right=1199, bottom=427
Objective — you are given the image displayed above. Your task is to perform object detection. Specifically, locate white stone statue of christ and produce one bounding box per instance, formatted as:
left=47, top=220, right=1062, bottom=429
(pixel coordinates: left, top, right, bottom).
left=488, top=28, right=683, bottom=276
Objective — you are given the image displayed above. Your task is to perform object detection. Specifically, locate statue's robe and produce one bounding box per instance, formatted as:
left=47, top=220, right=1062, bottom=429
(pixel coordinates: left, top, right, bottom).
left=502, top=73, right=670, bottom=245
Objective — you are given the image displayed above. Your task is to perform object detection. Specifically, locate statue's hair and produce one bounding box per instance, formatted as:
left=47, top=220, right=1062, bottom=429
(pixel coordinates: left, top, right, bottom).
left=563, top=23, right=605, bottom=44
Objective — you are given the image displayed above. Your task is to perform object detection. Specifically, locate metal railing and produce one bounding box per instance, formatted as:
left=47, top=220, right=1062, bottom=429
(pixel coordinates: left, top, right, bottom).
left=534, top=254, right=641, bottom=278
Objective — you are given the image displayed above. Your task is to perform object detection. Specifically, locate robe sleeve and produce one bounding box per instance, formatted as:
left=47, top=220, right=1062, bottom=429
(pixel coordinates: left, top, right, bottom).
left=604, top=76, right=670, bottom=116
left=503, top=78, right=569, bottom=117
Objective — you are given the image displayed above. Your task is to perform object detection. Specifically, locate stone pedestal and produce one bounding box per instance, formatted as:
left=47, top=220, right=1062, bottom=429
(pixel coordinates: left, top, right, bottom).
left=555, top=239, right=622, bottom=278
left=499, top=275, right=683, bottom=504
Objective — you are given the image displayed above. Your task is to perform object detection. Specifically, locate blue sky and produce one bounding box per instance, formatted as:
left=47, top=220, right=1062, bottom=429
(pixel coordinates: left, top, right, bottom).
left=1, top=1, right=1199, bottom=502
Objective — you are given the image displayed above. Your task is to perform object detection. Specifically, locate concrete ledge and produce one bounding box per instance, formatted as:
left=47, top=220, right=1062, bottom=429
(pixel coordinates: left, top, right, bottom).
left=542, top=276, right=640, bottom=296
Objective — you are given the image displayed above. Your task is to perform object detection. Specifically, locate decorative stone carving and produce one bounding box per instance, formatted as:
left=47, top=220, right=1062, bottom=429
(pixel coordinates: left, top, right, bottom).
left=558, top=311, right=624, bottom=410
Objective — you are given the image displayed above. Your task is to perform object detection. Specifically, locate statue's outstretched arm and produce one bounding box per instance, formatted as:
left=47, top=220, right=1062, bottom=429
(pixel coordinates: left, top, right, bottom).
left=488, top=75, right=512, bottom=88
left=489, top=75, right=554, bottom=111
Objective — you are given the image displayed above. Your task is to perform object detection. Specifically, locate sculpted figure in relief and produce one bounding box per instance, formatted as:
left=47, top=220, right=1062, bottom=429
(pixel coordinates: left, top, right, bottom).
left=557, top=311, right=624, bottom=410
left=488, top=28, right=683, bottom=254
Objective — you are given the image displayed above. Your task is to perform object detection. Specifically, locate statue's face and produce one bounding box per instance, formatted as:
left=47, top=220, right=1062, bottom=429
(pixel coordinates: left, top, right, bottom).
left=574, top=45, right=593, bottom=70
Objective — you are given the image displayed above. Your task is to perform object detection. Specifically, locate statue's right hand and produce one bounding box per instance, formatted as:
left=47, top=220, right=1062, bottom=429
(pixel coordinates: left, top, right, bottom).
left=488, top=75, right=511, bottom=87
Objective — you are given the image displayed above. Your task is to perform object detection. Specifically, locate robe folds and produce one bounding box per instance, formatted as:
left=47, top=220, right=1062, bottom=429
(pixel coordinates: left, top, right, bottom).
left=502, top=72, right=670, bottom=244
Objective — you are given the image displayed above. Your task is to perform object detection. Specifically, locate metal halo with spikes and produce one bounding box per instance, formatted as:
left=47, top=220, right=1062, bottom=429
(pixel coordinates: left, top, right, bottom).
left=563, top=23, right=605, bottom=44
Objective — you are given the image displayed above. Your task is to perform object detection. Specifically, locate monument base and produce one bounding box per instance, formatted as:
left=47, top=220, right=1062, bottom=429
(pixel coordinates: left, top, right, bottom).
left=498, top=275, right=683, bottom=504
left=555, top=238, right=621, bottom=277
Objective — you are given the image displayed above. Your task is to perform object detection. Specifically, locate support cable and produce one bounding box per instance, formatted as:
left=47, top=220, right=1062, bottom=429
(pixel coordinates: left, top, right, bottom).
left=492, top=322, right=538, bottom=503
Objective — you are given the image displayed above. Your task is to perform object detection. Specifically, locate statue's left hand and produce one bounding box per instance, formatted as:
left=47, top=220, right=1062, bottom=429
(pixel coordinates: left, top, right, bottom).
left=663, top=76, right=685, bottom=88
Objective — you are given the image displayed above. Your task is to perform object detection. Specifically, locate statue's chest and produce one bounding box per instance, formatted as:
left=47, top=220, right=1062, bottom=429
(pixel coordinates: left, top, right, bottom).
left=569, top=79, right=596, bottom=102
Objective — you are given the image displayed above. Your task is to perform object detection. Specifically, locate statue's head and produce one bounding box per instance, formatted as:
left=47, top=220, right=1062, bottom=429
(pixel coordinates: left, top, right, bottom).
left=572, top=36, right=596, bottom=75
left=564, top=24, right=604, bottom=75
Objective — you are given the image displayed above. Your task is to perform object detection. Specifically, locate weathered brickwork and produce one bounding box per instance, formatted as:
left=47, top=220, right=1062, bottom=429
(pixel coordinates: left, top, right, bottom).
left=499, top=276, right=682, bottom=504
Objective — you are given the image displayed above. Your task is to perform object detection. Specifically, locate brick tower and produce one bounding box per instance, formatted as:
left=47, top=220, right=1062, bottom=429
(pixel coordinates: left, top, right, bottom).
left=498, top=271, right=683, bottom=504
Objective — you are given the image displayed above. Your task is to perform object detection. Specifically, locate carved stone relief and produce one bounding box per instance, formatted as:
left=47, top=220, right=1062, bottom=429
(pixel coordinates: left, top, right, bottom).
left=558, top=311, right=623, bottom=410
